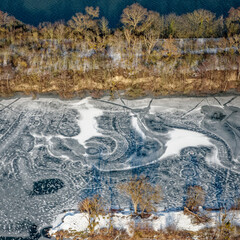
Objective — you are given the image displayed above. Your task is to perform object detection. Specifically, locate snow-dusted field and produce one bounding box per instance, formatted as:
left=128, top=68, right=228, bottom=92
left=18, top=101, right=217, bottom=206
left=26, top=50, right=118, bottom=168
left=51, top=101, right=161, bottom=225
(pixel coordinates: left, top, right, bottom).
left=0, top=96, right=240, bottom=238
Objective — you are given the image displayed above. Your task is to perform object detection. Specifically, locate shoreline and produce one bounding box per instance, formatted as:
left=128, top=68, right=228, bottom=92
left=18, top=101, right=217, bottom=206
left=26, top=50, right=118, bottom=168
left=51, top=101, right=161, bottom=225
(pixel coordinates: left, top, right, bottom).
left=49, top=208, right=240, bottom=239
left=1, top=89, right=240, bottom=101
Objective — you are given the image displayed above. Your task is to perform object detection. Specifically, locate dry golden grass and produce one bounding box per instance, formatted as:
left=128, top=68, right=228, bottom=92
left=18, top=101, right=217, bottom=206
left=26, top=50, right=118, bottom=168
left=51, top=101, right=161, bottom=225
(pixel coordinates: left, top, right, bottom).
left=52, top=225, right=195, bottom=240
left=53, top=224, right=240, bottom=240
left=1, top=66, right=240, bottom=98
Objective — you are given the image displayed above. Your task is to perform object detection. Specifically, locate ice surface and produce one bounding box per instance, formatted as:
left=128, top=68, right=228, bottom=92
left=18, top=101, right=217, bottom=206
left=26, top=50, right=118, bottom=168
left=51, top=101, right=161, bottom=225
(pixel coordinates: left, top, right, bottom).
left=0, top=96, right=240, bottom=238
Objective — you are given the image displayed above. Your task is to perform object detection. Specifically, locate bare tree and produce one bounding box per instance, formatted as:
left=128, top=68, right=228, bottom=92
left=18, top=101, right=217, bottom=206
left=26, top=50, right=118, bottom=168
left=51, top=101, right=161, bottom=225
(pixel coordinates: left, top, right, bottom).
left=78, top=195, right=105, bottom=234
left=121, top=3, right=147, bottom=31
left=0, top=11, right=9, bottom=26
left=118, top=175, right=162, bottom=215
left=186, top=186, right=205, bottom=212
left=38, top=22, right=55, bottom=40
left=165, top=13, right=180, bottom=37
left=183, top=9, right=223, bottom=38
left=121, top=4, right=163, bottom=66
left=54, top=21, right=66, bottom=43
left=141, top=11, right=163, bottom=60
left=226, top=7, right=240, bottom=36
left=68, top=6, right=99, bottom=36
left=99, top=17, right=109, bottom=35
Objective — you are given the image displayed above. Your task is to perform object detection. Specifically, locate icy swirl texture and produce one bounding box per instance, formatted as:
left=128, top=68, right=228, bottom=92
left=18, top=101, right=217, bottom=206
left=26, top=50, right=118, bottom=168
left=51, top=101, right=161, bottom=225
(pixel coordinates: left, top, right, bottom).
left=0, top=96, right=240, bottom=237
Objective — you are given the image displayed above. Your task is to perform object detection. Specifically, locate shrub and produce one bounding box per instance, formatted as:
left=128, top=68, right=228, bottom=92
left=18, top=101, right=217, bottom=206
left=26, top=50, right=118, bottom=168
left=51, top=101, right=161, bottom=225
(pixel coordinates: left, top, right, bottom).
left=186, top=185, right=205, bottom=212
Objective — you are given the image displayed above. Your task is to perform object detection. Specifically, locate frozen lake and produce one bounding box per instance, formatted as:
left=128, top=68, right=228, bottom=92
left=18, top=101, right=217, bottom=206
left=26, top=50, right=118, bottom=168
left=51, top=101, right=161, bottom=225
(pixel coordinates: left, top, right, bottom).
left=0, top=96, right=240, bottom=238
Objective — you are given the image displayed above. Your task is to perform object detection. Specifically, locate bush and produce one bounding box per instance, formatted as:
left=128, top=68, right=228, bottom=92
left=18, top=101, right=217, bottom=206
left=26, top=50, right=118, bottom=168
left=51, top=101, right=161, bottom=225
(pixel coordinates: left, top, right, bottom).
left=186, top=185, right=205, bottom=212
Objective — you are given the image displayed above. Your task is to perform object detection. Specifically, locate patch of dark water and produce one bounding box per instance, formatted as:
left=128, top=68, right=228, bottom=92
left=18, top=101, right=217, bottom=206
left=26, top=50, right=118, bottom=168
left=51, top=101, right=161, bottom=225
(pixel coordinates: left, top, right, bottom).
left=29, top=179, right=64, bottom=196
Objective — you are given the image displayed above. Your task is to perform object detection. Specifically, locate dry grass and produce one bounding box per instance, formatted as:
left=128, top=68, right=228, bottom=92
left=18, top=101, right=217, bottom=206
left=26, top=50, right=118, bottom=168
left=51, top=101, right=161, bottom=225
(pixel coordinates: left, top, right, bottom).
left=52, top=225, right=194, bottom=240
left=131, top=224, right=193, bottom=240
left=53, top=224, right=240, bottom=240
left=1, top=66, right=240, bottom=98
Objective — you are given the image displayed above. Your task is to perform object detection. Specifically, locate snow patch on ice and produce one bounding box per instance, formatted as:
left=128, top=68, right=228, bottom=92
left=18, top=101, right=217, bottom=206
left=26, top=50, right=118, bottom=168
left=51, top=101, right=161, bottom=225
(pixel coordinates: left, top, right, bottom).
left=131, top=116, right=145, bottom=139
left=205, top=146, right=222, bottom=166
left=72, top=98, right=103, bottom=146
left=160, top=129, right=214, bottom=159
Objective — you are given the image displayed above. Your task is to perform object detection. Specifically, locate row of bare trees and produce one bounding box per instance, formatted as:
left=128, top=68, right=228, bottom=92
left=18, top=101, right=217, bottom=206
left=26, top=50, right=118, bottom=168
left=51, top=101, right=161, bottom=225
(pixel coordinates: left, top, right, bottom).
left=78, top=176, right=207, bottom=218
left=0, top=5, right=240, bottom=42
left=1, top=4, right=240, bottom=98
left=52, top=176, right=239, bottom=239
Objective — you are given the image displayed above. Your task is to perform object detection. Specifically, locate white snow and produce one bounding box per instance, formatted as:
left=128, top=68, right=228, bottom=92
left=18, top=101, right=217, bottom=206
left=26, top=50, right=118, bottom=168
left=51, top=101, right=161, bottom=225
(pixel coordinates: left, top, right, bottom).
left=71, top=98, right=103, bottom=146
left=51, top=212, right=71, bottom=230
left=151, top=211, right=205, bottom=232
left=59, top=213, right=89, bottom=232
left=160, top=129, right=214, bottom=160
left=131, top=115, right=146, bottom=139
left=205, top=146, right=222, bottom=166
left=49, top=212, right=133, bottom=236
left=49, top=210, right=240, bottom=237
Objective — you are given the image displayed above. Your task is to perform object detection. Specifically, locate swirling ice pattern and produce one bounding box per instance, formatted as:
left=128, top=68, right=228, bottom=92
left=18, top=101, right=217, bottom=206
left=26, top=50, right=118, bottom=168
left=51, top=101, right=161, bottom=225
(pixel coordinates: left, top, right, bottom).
left=0, top=98, right=240, bottom=237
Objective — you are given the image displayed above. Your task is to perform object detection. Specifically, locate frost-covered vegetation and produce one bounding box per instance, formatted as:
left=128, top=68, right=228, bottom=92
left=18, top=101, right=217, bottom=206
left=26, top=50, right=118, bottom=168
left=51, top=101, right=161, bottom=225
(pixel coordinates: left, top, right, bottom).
left=1, top=5, right=240, bottom=97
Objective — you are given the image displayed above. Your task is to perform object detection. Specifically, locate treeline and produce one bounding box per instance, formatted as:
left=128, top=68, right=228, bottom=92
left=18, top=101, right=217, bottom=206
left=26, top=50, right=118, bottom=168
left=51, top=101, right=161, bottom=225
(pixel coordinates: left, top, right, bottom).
left=0, top=4, right=240, bottom=98
left=1, top=4, right=240, bottom=41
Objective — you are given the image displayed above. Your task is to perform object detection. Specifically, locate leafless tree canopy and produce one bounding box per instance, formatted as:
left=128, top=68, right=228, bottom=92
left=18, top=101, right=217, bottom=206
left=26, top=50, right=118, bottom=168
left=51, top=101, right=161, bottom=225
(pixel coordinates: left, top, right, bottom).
left=118, top=175, right=162, bottom=215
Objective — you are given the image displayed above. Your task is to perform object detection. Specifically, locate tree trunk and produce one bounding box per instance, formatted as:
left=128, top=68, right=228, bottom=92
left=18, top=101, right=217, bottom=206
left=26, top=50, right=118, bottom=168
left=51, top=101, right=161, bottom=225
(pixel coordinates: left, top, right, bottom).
left=133, top=202, right=138, bottom=214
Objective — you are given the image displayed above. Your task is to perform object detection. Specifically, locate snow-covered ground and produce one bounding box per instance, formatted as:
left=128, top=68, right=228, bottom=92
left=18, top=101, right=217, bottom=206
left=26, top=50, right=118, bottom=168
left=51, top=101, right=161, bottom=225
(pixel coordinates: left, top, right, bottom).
left=50, top=209, right=240, bottom=237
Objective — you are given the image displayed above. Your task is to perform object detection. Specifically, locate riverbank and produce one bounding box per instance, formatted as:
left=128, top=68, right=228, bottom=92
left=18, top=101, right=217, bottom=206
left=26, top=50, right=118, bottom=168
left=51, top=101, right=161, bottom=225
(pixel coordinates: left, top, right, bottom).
left=1, top=69, right=240, bottom=100
left=49, top=209, right=240, bottom=239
